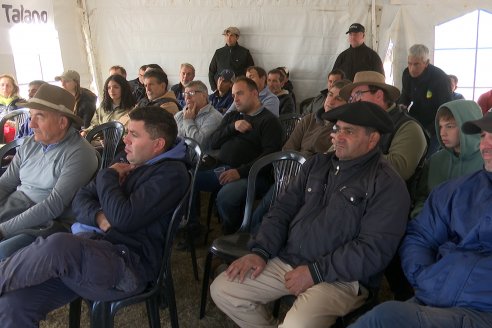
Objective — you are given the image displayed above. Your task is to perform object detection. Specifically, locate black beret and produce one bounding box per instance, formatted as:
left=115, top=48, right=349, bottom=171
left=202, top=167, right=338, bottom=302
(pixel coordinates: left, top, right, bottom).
left=321, top=101, right=394, bottom=134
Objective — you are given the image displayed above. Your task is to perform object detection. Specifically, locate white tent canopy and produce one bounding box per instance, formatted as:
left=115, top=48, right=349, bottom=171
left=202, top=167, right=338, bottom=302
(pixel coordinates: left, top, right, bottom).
left=2, top=0, right=492, bottom=103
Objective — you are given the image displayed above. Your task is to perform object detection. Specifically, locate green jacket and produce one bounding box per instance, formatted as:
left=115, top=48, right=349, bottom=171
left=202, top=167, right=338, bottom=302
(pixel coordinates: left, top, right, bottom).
left=411, top=100, right=483, bottom=218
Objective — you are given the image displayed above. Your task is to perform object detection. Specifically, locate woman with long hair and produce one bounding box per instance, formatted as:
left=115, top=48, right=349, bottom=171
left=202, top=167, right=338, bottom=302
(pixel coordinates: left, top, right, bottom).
left=83, top=74, right=135, bottom=135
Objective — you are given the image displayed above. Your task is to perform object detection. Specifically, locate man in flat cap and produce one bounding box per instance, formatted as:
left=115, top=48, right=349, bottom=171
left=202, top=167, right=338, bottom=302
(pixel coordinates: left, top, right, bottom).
left=333, top=23, right=385, bottom=81
left=0, top=84, right=98, bottom=259
left=208, top=26, right=254, bottom=92
left=210, top=101, right=410, bottom=327
left=350, top=113, right=492, bottom=328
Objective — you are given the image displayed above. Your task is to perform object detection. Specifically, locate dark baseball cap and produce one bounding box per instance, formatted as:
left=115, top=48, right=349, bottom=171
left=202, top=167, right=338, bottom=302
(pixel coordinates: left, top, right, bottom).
left=321, top=101, right=394, bottom=134
left=346, top=23, right=365, bottom=34
left=462, top=111, right=492, bottom=134
left=218, top=69, right=235, bottom=82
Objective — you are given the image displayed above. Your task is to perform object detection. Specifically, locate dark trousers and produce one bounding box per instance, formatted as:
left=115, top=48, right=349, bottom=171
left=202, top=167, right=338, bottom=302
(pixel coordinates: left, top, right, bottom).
left=0, top=232, right=147, bottom=327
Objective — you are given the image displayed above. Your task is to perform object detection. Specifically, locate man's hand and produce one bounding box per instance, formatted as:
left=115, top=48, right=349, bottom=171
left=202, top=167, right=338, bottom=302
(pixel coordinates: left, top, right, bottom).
left=183, top=103, right=198, bottom=120
left=234, top=120, right=252, bottom=133
left=110, top=163, right=135, bottom=185
left=226, top=254, right=267, bottom=283
left=284, top=265, right=314, bottom=296
left=95, top=211, right=111, bottom=232
left=219, top=169, right=240, bottom=185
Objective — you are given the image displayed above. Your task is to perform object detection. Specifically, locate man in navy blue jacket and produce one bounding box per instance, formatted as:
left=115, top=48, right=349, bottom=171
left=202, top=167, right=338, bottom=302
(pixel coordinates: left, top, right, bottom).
left=0, top=106, right=190, bottom=327
left=350, top=112, right=492, bottom=328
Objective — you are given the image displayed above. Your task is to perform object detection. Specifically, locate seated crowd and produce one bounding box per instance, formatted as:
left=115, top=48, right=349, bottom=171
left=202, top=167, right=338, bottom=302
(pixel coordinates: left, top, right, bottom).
left=1, top=22, right=492, bottom=328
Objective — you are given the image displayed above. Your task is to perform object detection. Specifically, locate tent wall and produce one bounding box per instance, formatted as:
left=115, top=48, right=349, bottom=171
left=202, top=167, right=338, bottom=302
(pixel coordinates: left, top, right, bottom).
left=5, top=0, right=492, bottom=103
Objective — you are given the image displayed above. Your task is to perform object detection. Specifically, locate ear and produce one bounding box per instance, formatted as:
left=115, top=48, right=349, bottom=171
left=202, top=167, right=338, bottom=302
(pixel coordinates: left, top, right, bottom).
left=369, top=131, right=381, bottom=149
left=59, top=115, right=70, bottom=130
left=153, top=137, right=167, bottom=154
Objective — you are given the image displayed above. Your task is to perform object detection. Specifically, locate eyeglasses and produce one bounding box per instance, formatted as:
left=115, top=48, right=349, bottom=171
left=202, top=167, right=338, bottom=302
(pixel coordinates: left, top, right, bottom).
left=183, top=90, right=202, bottom=97
left=349, top=90, right=372, bottom=103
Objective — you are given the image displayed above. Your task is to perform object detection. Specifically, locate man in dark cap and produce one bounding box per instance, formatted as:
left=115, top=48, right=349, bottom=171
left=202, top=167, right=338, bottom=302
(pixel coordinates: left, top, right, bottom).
left=208, top=69, right=235, bottom=114
left=349, top=114, right=492, bottom=328
left=332, top=23, right=385, bottom=81
left=208, top=26, right=255, bottom=91
left=210, top=101, right=410, bottom=327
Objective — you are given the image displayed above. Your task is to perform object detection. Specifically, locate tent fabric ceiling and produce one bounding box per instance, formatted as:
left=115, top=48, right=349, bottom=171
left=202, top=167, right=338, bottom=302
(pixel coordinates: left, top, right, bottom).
left=53, top=0, right=492, bottom=103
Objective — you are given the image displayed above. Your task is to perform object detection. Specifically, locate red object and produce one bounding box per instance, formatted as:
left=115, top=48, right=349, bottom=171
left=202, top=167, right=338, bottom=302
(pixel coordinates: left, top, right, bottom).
left=3, top=125, right=16, bottom=143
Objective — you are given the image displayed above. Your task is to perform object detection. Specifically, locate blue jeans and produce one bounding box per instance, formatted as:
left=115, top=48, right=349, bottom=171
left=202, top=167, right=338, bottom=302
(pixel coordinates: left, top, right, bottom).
left=349, top=298, right=492, bottom=328
left=189, top=167, right=227, bottom=225
left=250, top=185, right=274, bottom=234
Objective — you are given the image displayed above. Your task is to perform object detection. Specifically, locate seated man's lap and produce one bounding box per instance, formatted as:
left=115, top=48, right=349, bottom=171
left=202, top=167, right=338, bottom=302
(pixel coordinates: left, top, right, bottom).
left=350, top=299, right=492, bottom=328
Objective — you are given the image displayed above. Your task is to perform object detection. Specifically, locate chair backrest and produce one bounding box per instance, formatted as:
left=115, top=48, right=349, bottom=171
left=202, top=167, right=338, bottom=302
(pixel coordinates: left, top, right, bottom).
left=156, top=173, right=192, bottom=289
left=183, top=137, right=203, bottom=224
left=240, top=150, right=307, bottom=232
left=0, top=109, right=30, bottom=143
left=86, top=121, right=125, bottom=169
left=299, top=96, right=315, bottom=116
left=0, top=137, right=24, bottom=170
left=279, top=112, right=301, bottom=142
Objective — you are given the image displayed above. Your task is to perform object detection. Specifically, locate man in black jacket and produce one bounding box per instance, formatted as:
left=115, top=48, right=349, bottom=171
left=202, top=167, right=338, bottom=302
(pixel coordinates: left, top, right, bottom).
left=208, top=26, right=255, bottom=91
left=210, top=102, right=410, bottom=328
left=194, top=77, right=283, bottom=234
left=0, top=107, right=190, bottom=326
left=332, top=23, right=385, bottom=81
left=399, top=44, right=452, bottom=157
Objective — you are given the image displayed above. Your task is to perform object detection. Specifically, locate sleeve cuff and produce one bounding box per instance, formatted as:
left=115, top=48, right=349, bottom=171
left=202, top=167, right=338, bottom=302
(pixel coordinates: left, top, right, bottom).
left=308, top=262, right=324, bottom=284
left=251, top=247, right=270, bottom=262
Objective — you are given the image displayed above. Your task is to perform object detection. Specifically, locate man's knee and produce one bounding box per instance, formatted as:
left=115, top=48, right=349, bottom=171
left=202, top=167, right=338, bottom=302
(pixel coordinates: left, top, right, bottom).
left=210, top=272, right=228, bottom=305
left=351, top=301, right=411, bottom=327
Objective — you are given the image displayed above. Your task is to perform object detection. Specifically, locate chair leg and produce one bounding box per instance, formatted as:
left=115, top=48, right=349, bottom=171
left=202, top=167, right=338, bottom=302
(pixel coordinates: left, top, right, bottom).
left=204, top=193, right=215, bottom=245
left=91, top=301, right=112, bottom=328
left=68, top=298, right=82, bottom=328
left=165, top=276, right=179, bottom=328
left=145, top=296, right=161, bottom=328
left=187, top=225, right=199, bottom=281
left=199, top=251, right=214, bottom=319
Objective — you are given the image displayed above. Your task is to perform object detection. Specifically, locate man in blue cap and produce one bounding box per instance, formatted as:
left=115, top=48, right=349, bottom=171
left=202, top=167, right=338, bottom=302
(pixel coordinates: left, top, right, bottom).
left=210, top=101, right=410, bottom=328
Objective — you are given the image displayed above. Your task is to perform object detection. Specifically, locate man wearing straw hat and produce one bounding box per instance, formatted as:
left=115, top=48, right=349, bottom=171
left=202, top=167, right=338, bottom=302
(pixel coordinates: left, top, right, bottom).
left=0, top=84, right=98, bottom=259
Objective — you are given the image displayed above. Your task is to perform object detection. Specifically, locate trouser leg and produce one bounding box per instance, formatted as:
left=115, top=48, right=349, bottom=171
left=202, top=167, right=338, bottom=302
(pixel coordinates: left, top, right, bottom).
left=0, top=233, right=36, bottom=260
left=0, top=278, right=78, bottom=328
left=280, top=282, right=367, bottom=328
left=216, top=178, right=248, bottom=234
left=210, top=257, right=292, bottom=328
left=349, top=299, right=492, bottom=328
left=0, top=232, right=145, bottom=301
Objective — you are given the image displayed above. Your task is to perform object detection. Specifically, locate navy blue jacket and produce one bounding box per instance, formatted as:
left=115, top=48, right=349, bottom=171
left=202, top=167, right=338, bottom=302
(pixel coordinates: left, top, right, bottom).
left=72, top=139, right=190, bottom=281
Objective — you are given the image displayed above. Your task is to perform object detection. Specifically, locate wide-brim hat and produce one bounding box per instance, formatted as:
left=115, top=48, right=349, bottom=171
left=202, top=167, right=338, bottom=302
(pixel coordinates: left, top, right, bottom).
left=462, top=111, right=492, bottom=134
left=321, top=101, right=394, bottom=134
left=55, top=70, right=80, bottom=82
left=222, top=26, right=240, bottom=36
left=17, top=84, right=83, bottom=126
left=340, top=71, right=400, bottom=102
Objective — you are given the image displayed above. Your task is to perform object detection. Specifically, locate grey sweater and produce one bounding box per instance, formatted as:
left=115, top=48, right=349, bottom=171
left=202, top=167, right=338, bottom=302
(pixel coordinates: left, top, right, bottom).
left=0, top=127, right=98, bottom=237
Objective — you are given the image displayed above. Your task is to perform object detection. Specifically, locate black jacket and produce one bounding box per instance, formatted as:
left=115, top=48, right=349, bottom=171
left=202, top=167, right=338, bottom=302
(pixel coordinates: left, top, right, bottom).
left=251, top=149, right=410, bottom=289
left=399, top=64, right=452, bottom=134
left=76, top=88, right=97, bottom=129
left=333, top=43, right=384, bottom=81
left=208, top=43, right=254, bottom=91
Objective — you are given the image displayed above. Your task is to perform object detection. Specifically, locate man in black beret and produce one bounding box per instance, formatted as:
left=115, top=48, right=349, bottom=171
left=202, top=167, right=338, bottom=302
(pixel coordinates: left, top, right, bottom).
left=210, top=101, right=410, bottom=327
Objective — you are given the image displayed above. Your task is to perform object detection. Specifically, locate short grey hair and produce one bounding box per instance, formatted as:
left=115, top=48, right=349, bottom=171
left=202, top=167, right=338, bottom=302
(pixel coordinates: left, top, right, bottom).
left=186, top=80, right=208, bottom=101
left=180, top=63, right=195, bottom=75
left=408, top=44, right=429, bottom=62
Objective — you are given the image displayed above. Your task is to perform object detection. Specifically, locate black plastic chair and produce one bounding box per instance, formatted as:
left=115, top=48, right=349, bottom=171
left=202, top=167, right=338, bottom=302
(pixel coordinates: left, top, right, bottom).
left=69, top=176, right=191, bottom=328
left=182, top=137, right=203, bottom=281
left=0, top=109, right=30, bottom=143
left=199, top=150, right=306, bottom=319
left=0, top=137, right=25, bottom=175
left=85, top=121, right=125, bottom=169
left=279, top=112, right=301, bottom=142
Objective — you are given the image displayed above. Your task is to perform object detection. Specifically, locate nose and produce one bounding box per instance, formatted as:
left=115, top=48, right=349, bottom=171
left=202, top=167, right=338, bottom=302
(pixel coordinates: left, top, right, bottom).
left=123, top=134, right=131, bottom=145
